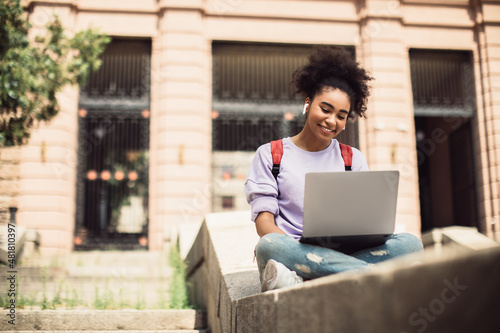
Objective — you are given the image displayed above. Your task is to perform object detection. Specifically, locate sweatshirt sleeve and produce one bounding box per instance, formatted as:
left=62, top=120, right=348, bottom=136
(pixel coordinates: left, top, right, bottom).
left=352, top=147, right=369, bottom=171
left=244, top=143, right=280, bottom=222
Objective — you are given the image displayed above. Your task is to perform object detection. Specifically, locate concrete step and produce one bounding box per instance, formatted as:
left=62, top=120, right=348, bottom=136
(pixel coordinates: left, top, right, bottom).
left=0, top=271, right=170, bottom=287
left=1, top=250, right=176, bottom=309
left=16, top=251, right=172, bottom=280
left=1, top=288, right=170, bottom=310
left=0, top=309, right=207, bottom=331
left=0, top=266, right=172, bottom=280
left=0, top=273, right=171, bottom=309
left=13, top=331, right=208, bottom=333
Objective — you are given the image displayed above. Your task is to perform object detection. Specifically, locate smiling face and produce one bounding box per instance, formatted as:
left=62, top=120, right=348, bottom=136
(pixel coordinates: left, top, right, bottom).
left=300, top=87, right=351, bottom=151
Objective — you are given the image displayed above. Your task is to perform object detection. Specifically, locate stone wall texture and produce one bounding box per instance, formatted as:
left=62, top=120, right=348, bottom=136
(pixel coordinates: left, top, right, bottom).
left=0, top=147, right=20, bottom=224
left=186, top=211, right=500, bottom=333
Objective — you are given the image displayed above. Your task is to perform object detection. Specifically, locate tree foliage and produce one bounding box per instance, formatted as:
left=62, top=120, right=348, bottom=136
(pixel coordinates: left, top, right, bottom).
left=0, top=0, right=110, bottom=146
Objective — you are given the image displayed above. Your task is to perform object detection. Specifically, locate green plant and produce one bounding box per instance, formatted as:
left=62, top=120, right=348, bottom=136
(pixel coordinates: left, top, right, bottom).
left=93, top=284, right=115, bottom=310
left=16, top=292, right=37, bottom=309
left=0, top=293, right=8, bottom=308
left=109, top=151, right=149, bottom=231
left=168, top=245, right=192, bottom=309
left=0, top=0, right=110, bottom=146
left=156, top=285, right=168, bottom=309
left=118, top=287, right=130, bottom=309
left=40, top=294, right=49, bottom=310
left=51, top=279, right=63, bottom=308
left=39, top=267, right=50, bottom=310
left=0, top=250, right=198, bottom=310
left=135, top=280, right=146, bottom=310
left=135, top=293, right=145, bottom=310
left=65, top=288, right=80, bottom=309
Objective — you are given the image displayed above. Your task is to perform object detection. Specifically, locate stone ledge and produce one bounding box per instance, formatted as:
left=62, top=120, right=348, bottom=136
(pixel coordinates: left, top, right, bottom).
left=186, top=211, right=500, bottom=333
left=236, top=246, right=500, bottom=333
left=422, top=226, right=500, bottom=251
left=185, top=211, right=259, bottom=333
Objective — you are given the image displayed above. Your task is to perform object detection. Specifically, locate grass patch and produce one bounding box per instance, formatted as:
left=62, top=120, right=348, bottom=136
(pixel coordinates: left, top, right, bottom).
left=93, top=285, right=115, bottom=310
left=64, top=287, right=81, bottom=309
left=1, top=248, right=193, bottom=310
left=0, top=273, right=147, bottom=310
left=168, top=245, right=192, bottom=309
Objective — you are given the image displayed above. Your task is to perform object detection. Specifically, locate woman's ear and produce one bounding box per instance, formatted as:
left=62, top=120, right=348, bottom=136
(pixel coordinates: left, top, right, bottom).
left=303, top=98, right=311, bottom=115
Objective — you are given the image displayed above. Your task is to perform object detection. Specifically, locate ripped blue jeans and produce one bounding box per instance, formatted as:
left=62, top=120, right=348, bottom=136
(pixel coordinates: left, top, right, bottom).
left=255, top=233, right=423, bottom=280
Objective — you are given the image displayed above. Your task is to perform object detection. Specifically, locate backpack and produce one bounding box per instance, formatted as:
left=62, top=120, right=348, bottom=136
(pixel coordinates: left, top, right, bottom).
left=270, top=139, right=353, bottom=194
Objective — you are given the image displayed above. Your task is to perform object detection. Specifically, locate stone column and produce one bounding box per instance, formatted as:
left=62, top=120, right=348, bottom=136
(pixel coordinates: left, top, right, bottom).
left=150, top=0, right=211, bottom=250
left=358, top=0, right=421, bottom=235
left=17, top=2, right=79, bottom=254
left=0, top=147, right=20, bottom=224
left=474, top=0, right=500, bottom=240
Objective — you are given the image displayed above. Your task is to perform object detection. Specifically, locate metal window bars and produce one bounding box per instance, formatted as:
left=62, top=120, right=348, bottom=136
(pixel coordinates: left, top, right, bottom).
left=75, top=39, right=151, bottom=250
left=212, top=43, right=359, bottom=151
left=409, top=49, right=475, bottom=117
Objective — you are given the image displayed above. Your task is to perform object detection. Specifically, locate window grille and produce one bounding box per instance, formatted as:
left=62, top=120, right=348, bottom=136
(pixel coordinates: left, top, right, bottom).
left=75, top=109, right=150, bottom=250
left=212, top=112, right=284, bottom=151
left=409, top=49, right=474, bottom=117
left=212, top=111, right=359, bottom=151
left=80, top=39, right=151, bottom=110
left=213, top=43, right=314, bottom=103
left=222, top=196, right=234, bottom=209
left=76, top=38, right=151, bottom=250
left=212, top=42, right=359, bottom=151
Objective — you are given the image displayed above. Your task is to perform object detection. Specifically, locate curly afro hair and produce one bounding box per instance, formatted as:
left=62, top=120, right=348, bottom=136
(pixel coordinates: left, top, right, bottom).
left=291, top=45, right=373, bottom=118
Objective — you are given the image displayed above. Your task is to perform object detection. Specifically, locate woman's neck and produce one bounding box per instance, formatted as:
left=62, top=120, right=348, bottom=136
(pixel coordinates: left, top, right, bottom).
left=291, top=130, right=331, bottom=152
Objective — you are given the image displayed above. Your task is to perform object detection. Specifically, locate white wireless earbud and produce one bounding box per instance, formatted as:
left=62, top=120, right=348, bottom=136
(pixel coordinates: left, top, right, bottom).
left=302, top=103, right=309, bottom=115
left=343, top=126, right=346, bottom=130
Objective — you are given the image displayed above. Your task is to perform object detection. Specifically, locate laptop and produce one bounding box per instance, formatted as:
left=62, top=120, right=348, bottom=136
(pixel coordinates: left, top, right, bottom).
left=300, top=171, right=399, bottom=254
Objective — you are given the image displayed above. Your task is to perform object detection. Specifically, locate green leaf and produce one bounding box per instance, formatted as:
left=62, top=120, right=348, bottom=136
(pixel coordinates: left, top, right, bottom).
left=0, top=0, right=109, bottom=146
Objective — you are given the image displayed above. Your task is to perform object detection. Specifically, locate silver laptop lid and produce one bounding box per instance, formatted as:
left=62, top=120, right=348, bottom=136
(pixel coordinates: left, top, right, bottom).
left=302, top=171, right=399, bottom=237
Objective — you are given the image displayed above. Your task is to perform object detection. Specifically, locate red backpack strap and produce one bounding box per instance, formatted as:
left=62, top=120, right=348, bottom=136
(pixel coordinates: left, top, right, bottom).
left=270, top=139, right=283, bottom=181
left=270, top=139, right=283, bottom=196
left=339, top=143, right=353, bottom=171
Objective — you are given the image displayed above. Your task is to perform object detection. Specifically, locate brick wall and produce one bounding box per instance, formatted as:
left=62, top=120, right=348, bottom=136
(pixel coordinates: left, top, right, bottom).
left=359, top=1, right=421, bottom=236
left=0, top=147, right=20, bottom=224
left=149, top=5, right=212, bottom=250
left=473, top=0, right=500, bottom=239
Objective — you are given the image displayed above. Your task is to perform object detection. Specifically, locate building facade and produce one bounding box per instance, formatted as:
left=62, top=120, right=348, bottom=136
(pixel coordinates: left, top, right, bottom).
left=1, top=0, right=499, bottom=254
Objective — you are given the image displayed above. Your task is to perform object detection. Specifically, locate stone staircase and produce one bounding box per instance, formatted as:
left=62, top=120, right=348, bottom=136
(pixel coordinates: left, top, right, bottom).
left=1, top=309, right=208, bottom=332
left=1, top=251, right=172, bottom=310
left=0, top=250, right=208, bottom=332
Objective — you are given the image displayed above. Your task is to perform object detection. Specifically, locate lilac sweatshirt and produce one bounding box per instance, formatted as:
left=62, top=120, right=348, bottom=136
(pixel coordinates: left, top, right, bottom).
left=244, top=137, right=369, bottom=239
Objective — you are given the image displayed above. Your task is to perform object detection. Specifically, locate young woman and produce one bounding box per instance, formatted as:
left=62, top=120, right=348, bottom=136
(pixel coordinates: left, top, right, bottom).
left=245, top=45, right=423, bottom=292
